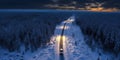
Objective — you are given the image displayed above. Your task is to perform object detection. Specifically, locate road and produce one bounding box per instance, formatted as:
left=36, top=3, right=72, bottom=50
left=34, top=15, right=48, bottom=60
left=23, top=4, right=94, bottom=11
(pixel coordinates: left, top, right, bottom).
left=54, top=16, right=75, bottom=60
left=59, top=23, right=66, bottom=60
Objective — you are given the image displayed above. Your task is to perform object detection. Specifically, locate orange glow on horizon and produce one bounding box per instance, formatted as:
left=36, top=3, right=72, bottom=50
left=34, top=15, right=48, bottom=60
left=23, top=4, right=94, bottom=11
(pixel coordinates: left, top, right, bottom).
left=87, top=7, right=119, bottom=12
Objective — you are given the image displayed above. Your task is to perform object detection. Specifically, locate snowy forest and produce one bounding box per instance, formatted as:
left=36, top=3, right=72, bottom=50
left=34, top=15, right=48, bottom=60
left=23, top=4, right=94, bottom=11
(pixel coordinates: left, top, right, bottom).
left=0, top=12, right=66, bottom=52
left=0, top=11, right=120, bottom=60
left=76, top=12, right=120, bottom=54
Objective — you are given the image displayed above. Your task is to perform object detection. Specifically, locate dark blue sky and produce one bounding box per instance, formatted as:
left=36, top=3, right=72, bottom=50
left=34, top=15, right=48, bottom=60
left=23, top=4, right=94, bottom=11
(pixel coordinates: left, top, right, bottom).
left=0, top=0, right=120, bottom=9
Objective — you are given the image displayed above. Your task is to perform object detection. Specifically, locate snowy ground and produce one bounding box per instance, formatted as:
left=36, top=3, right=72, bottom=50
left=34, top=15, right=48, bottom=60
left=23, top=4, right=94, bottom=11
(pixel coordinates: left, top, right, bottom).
left=0, top=16, right=119, bottom=60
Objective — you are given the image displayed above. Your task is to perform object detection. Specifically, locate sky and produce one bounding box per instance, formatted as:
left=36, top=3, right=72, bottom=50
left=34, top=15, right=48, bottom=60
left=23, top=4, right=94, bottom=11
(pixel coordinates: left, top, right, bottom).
left=0, top=0, right=120, bottom=9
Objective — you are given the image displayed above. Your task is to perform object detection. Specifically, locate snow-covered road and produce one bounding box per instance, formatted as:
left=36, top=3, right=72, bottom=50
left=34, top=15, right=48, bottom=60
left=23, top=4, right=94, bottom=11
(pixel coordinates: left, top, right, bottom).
left=54, top=16, right=75, bottom=60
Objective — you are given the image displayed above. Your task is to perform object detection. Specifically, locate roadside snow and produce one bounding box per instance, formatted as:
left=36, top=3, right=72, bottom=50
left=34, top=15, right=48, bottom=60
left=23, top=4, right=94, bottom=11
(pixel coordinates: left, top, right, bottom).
left=0, top=45, right=55, bottom=60
left=63, top=22, right=98, bottom=60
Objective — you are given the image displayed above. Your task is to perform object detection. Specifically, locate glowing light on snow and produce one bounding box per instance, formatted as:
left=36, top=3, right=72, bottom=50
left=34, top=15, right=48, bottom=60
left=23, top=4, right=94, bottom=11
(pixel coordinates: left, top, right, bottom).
left=60, top=48, right=63, bottom=50
left=64, top=19, right=75, bottom=23
left=63, top=16, right=75, bottom=23
left=56, top=35, right=61, bottom=42
left=55, top=35, right=68, bottom=53
left=56, top=26, right=70, bottom=29
left=56, top=35, right=68, bottom=42
left=61, top=35, right=67, bottom=42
